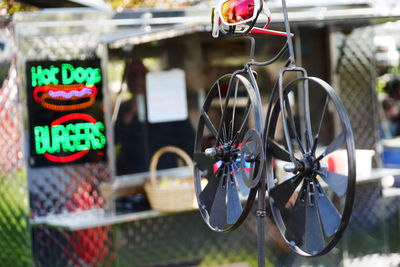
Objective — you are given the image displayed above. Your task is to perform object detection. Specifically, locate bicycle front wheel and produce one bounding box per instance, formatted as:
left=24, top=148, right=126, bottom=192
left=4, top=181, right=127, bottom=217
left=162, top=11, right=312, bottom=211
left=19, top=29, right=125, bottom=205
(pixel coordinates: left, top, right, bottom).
left=194, top=73, right=263, bottom=232
left=266, top=76, right=356, bottom=256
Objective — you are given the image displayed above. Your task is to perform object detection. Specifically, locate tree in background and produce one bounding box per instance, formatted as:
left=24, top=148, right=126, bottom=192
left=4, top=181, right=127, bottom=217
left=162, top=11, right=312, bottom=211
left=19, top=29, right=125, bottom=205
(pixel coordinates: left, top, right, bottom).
left=0, top=0, right=216, bottom=16
left=105, top=0, right=211, bottom=9
left=0, top=0, right=37, bottom=15
left=1, top=0, right=213, bottom=15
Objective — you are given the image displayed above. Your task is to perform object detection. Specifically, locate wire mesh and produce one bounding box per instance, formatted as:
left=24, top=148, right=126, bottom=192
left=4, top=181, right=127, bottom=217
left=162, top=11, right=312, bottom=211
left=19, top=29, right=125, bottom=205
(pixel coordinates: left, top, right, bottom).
left=0, top=25, right=32, bottom=267
left=14, top=12, right=114, bottom=266
left=32, top=225, right=115, bottom=267
left=333, top=27, right=381, bottom=151
left=4, top=10, right=399, bottom=266
left=113, top=207, right=273, bottom=267
left=110, top=187, right=399, bottom=267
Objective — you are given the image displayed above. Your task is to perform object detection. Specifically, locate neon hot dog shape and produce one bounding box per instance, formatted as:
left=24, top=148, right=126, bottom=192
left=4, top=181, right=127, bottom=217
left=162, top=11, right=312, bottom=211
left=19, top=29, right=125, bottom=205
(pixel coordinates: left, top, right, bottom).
left=33, top=83, right=98, bottom=111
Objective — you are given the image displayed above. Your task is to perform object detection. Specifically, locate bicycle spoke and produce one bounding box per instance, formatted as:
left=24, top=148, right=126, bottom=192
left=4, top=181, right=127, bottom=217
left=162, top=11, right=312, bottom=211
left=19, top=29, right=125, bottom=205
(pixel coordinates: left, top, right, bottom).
left=302, top=80, right=313, bottom=152
left=217, top=80, right=228, bottom=142
left=222, top=124, right=228, bottom=143
left=312, top=95, right=329, bottom=153
left=285, top=98, right=305, bottom=154
left=305, top=129, right=312, bottom=153
left=200, top=109, right=220, bottom=142
left=229, top=79, right=240, bottom=141
left=267, top=137, right=292, bottom=162
left=280, top=96, right=297, bottom=164
left=311, top=134, right=319, bottom=156
left=232, top=100, right=251, bottom=145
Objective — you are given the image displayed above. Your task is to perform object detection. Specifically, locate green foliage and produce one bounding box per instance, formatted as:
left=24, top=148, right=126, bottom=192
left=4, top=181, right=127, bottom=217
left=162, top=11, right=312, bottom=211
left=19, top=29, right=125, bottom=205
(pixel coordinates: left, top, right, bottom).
left=377, top=78, right=387, bottom=94
left=0, top=0, right=37, bottom=14
left=389, top=66, right=400, bottom=75
left=199, top=249, right=276, bottom=267
left=0, top=170, right=32, bottom=266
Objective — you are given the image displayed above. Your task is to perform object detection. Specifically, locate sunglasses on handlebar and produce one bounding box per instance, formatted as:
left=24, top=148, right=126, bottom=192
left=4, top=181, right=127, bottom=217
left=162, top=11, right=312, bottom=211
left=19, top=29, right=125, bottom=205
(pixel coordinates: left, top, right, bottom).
left=220, top=0, right=263, bottom=25
left=212, top=0, right=292, bottom=38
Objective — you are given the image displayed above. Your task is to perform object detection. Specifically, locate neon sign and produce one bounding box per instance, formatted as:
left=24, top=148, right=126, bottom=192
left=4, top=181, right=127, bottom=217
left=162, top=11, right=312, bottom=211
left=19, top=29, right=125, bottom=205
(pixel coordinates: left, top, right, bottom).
left=33, top=83, right=98, bottom=111
left=26, top=59, right=106, bottom=167
left=34, top=113, right=106, bottom=163
left=30, top=63, right=102, bottom=87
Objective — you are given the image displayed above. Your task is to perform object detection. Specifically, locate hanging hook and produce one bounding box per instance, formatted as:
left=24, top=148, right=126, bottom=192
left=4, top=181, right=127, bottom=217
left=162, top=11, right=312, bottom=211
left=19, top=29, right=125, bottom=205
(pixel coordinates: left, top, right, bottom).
left=243, top=35, right=256, bottom=62
left=281, top=0, right=296, bottom=66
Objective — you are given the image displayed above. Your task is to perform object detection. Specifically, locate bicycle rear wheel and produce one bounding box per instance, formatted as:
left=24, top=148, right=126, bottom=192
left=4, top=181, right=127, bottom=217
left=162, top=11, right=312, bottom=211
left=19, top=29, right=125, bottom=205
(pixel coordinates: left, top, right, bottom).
left=266, top=76, right=356, bottom=256
left=194, top=73, right=263, bottom=232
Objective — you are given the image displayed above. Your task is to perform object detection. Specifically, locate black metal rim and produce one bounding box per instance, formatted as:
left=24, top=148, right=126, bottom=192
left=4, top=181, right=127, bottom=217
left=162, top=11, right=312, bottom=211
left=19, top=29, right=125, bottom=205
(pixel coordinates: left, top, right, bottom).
left=194, top=73, right=262, bottom=232
left=265, top=76, right=356, bottom=256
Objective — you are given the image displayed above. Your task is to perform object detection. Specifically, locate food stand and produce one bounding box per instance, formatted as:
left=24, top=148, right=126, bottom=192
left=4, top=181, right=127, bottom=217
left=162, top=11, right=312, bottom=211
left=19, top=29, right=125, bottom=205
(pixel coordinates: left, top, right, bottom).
left=0, top=1, right=400, bottom=266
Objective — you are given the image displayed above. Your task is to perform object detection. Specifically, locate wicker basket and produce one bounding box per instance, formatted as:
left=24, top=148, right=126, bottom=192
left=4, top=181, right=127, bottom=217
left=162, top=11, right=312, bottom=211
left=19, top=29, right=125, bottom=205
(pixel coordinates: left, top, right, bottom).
left=144, top=146, right=195, bottom=212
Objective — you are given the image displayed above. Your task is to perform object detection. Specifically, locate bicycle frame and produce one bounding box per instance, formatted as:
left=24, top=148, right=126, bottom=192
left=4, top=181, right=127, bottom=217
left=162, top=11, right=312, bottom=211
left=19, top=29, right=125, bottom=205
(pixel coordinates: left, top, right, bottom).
left=194, top=0, right=356, bottom=264
left=213, top=35, right=290, bottom=265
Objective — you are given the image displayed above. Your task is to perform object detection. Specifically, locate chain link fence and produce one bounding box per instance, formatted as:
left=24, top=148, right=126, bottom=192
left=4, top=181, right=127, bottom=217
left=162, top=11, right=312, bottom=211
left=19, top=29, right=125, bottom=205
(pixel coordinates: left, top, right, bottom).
left=333, top=26, right=381, bottom=151
left=13, top=10, right=115, bottom=267
left=0, top=25, right=32, bottom=267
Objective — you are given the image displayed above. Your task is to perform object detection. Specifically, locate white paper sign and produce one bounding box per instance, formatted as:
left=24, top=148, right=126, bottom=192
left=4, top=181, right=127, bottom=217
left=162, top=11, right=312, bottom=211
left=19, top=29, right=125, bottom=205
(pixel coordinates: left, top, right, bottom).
left=146, top=69, right=188, bottom=123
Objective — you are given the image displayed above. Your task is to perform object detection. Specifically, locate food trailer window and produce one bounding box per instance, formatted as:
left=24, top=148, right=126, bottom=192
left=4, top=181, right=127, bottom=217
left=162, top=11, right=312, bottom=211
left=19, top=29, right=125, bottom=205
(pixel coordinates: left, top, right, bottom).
left=113, top=58, right=194, bottom=175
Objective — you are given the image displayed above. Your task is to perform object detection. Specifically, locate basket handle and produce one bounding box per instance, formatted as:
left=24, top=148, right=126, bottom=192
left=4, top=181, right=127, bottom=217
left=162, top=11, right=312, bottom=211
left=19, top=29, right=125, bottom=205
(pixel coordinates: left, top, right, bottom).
left=149, top=146, right=194, bottom=187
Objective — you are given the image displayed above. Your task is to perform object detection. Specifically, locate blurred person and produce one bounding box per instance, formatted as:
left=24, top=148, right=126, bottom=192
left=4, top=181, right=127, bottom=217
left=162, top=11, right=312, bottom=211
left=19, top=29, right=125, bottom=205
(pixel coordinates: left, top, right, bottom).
left=114, top=59, right=195, bottom=175
left=381, top=78, right=400, bottom=137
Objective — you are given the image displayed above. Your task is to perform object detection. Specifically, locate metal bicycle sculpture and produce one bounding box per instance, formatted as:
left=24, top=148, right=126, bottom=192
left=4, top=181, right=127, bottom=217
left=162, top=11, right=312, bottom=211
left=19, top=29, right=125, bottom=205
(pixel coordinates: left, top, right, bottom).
left=193, top=0, right=356, bottom=264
